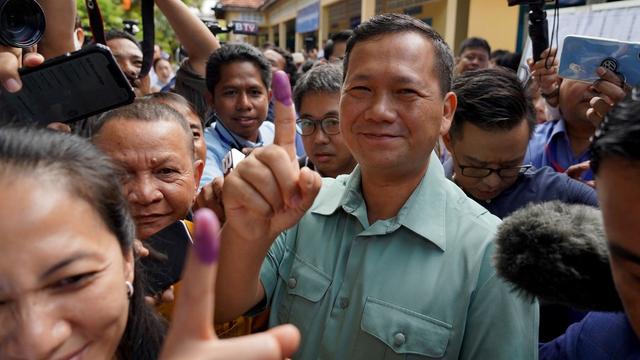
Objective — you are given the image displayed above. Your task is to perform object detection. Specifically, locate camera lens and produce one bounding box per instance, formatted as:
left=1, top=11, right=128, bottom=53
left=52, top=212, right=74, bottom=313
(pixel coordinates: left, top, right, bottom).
left=0, top=0, right=46, bottom=48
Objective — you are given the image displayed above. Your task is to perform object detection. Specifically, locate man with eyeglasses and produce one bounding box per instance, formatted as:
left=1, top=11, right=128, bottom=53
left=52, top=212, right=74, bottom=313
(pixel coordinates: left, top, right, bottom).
left=293, top=64, right=357, bottom=178
left=443, top=68, right=597, bottom=219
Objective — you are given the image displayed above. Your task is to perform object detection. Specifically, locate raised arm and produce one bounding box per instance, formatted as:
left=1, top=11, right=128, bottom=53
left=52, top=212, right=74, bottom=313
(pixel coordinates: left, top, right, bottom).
left=214, top=71, right=322, bottom=321
left=155, top=0, right=220, bottom=75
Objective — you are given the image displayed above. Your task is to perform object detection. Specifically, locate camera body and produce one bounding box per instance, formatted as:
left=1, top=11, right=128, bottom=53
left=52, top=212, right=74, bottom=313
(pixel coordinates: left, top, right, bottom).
left=0, top=0, right=46, bottom=48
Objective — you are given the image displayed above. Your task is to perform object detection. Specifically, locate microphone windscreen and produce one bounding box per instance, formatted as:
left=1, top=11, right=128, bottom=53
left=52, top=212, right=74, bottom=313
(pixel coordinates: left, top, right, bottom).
left=494, top=201, right=623, bottom=311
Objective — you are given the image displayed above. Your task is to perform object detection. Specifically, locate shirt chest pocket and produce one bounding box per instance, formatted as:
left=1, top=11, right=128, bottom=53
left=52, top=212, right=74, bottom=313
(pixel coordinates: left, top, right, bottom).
left=359, top=297, right=452, bottom=359
left=277, top=256, right=331, bottom=333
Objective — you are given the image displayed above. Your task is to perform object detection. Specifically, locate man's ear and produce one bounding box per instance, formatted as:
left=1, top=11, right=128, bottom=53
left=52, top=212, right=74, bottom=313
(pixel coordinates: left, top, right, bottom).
left=440, top=91, right=457, bottom=136
left=268, top=88, right=273, bottom=103
left=193, top=159, right=204, bottom=191
left=442, top=132, right=454, bottom=154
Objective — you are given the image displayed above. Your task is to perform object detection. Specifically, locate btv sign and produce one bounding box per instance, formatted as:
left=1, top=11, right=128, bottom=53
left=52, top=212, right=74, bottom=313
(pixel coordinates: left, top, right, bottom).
left=232, top=21, right=258, bottom=35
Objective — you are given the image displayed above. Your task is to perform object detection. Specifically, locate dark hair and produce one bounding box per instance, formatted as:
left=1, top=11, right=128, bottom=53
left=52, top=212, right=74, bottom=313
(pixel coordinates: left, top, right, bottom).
left=0, top=127, right=166, bottom=359
left=459, top=37, right=491, bottom=56
left=206, top=43, right=272, bottom=92
left=591, top=97, right=640, bottom=173
left=494, top=52, right=522, bottom=72
left=324, top=30, right=353, bottom=60
left=267, top=46, right=298, bottom=87
left=450, top=67, right=536, bottom=141
left=293, top=63, right=342, bottom=110
left=91, top=100, right=194, bottom=159
left=146, top=92, right=204, bottom=129
left=344, top=13, right=454, bottom=96
left=491, top=49, right=509, bottom=59
left=106, top=29, right=142, bottom=51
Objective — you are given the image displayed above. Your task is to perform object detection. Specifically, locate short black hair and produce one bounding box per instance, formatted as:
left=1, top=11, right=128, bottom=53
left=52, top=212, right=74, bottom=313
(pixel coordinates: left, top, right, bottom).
left=591, top=97, right=640, bottom=174
left=293, top=63, right=342, bottom=110
left=459, top=37, right=491, bottom=57
left=450, top=67, right=535, bottom=141
left=494, top=52, right=522, bottom=72
left=267, top=46, right=298, bottom=87
left=343, top=13, right=454, bottom=96
left=106, top=29, right=141, bottom=51
left=205, top=42, right=272, bottom=92
left=324, top=30, right=353, bottom=60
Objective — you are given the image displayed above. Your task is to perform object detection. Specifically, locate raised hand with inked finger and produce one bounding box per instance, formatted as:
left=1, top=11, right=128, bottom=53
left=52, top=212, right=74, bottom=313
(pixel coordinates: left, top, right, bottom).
left=214, top=70, right=322, bottom=322
left=160, top=208, right=300, bottom=359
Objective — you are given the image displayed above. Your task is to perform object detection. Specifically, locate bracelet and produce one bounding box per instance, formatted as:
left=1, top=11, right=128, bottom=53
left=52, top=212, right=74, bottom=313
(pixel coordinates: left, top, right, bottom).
left=541, top=87, right=560, bottom=99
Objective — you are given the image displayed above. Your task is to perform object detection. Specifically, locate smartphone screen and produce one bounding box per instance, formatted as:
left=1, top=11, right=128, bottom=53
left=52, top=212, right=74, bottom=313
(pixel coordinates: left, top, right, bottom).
left=1, top=45, right=135, bottom=125
left=140, top=220, right=193, bottom=296
left=559, top=35, right=640, bottom=87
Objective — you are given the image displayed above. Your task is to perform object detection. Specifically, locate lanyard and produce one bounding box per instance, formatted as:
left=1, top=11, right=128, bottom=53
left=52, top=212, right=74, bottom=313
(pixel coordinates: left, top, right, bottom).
left=214, top=125, right=244, bottom=151
left=544, top=141, right=566, bottom=173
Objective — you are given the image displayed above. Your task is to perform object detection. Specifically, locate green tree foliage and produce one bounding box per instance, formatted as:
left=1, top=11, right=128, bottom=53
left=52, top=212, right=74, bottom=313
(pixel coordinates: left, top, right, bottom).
left=76, top=0, right=205, bottom=61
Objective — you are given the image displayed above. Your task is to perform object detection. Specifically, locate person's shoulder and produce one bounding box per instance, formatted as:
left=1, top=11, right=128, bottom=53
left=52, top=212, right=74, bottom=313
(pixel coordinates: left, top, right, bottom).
left=441, top=178, right=502, bottom=238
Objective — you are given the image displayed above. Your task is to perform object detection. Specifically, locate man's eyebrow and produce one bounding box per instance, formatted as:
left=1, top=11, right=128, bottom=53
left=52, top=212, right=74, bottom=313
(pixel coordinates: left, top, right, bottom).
left=609, top=243, right=640, bottom=265
left=40, top=252, right=96, bottom=280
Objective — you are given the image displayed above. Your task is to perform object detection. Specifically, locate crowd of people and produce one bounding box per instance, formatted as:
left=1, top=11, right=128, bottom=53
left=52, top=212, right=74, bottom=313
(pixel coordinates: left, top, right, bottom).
left=0, top=0, right=637, bottom=359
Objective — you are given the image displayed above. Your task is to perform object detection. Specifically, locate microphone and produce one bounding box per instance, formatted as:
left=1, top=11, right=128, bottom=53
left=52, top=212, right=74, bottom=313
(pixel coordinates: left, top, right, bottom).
left=494, top=201, right=623, bottom=312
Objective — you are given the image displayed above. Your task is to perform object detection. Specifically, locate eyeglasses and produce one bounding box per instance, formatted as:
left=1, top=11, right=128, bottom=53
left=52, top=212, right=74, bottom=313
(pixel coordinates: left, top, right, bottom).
left=296, top=117, right=341, bottom=136
left=458, top=164, right=531, bottom=179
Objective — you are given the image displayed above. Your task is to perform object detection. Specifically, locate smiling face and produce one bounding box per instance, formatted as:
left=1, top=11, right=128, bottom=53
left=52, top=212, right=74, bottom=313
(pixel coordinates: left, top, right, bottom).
left=93, top=118, right=202, bottom=240
left=299, top=91, right=356, bottom=178
left=108, top=38, right=143, bottom=88
left=212, top=61, right=270, bottom=142
left=340, top=32, right=456, bottom=178
left=0, top=177, right=133, bottom=360
left=444, top=120, right=530, bottom=201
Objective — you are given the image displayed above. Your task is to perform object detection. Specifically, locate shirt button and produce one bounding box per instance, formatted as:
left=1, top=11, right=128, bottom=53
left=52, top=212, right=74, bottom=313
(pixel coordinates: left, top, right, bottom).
left=287, top=278, right=297, bottom=289
left=393, top=332, right=406, bottom=346
left=339, top=297, right=349, bottom=309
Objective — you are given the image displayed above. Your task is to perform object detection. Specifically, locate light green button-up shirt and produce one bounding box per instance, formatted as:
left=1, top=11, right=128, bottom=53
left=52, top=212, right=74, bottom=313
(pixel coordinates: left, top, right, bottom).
left=260, top=153, right=539, bottom=359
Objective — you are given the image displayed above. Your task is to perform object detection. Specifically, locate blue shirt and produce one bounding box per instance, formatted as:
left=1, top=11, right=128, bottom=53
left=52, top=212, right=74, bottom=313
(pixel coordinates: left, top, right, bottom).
left=444, top=162, right=598, bottom=219
left=540, top=312, right=640, bottom=359
left=200, top=121, right=275, bottom=187
left=260, top=153, right=539, bottom=359
left=525, top=118, right=593, bottom=181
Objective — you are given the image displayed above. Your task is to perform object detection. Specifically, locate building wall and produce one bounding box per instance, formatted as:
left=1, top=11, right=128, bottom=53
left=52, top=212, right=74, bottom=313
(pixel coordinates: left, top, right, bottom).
left=467, top=0, right=519, bottom=51
left=376, top=0, right=448, bottom=40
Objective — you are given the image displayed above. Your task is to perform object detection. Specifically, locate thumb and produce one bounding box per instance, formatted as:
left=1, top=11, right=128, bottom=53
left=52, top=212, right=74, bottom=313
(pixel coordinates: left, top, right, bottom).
left=166, top=209, right=221, bottom=341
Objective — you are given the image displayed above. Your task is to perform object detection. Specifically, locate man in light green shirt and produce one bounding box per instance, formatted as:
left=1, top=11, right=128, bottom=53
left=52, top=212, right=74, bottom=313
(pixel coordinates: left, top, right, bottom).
left=215, top=13, right=538, bottom=359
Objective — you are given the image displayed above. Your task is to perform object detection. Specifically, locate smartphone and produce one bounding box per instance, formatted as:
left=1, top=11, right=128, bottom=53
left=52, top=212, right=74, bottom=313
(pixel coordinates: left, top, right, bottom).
left=559, top=35, right=640, bottom=87
left=0, top=44, right=135, bottom=125
left=139, top=220, right=193, bottom=296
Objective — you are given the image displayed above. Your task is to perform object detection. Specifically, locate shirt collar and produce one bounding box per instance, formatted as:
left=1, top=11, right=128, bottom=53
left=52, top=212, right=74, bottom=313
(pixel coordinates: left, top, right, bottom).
left=310, top=152, right=447, bottom=251
left=548, top=118, right=568, bottom=143
left=215, top=120, right=263, bottom=149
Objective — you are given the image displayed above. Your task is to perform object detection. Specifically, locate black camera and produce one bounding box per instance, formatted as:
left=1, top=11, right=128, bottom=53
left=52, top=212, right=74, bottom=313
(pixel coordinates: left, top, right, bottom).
left=0, top=0, right=46, bottom=48
left=508, top=0, right=554, bottom=62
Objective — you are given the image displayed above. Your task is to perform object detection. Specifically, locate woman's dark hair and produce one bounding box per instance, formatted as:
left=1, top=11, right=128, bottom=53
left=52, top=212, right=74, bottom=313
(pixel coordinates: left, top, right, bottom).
left=0, top=127, right=166, bottom=360
left=591, top=97, right=640, bottom=174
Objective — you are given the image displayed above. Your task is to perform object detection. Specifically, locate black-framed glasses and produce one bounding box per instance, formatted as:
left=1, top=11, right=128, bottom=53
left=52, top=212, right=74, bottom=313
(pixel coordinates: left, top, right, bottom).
left=296, top=117, right=341, bottom=136
left=458, top=164, right=532, bottom=179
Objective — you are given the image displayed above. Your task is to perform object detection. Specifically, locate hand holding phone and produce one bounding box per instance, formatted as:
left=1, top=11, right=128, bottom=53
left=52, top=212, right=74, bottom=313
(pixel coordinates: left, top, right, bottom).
left=0, top=44, right=135, bottom=125
left=559, top=35, right=640, bottom=87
